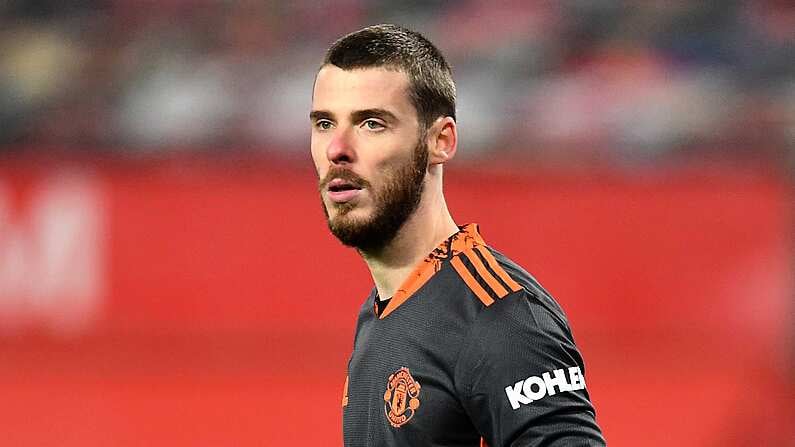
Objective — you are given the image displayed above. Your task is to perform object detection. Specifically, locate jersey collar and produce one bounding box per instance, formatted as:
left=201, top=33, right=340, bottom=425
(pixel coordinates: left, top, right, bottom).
left=378, top=223, right=484, bottom=319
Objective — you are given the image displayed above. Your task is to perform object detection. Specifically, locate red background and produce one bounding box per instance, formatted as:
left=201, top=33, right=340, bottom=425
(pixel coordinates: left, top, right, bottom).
left=0, top=157, right=792, bottom=446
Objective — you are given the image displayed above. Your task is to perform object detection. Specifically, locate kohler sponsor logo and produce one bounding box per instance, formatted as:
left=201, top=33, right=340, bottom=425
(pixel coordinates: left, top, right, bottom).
left=505, top=366, right=586, bottom=410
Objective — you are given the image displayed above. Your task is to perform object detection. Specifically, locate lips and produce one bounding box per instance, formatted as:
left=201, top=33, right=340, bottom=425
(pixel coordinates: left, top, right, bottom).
left=327, top=178, right=362, bottom=192
left=326, top=178, right=363, bottom=203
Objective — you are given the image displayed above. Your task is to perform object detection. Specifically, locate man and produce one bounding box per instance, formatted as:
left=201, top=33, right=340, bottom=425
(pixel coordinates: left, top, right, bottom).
left=310, top=24, right=605, bottom=446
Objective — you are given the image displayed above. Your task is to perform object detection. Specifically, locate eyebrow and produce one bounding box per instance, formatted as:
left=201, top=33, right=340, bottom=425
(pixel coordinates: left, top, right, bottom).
left=309, top=110, right=333, bottom=122
left=351, top=108, right=398, bottom=124
left=309, top=108, right=398, bottom=124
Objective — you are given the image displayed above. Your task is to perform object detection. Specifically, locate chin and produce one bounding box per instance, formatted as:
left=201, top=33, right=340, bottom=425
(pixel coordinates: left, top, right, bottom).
left=331, top=207, right=371, bottom=227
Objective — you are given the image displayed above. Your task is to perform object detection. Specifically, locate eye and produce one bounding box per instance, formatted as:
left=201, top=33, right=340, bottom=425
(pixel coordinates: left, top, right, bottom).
left=362, top=119, right=386, bottom=131
left=315, top=119, right=334, bottom=131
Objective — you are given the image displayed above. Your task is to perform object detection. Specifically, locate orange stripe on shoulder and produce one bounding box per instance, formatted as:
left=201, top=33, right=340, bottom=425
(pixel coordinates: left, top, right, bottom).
left=474, top=245, right=522, bottom=292
left=463, top=249, right=509, bottom=298
left=451, top=256, right=494, bottom=306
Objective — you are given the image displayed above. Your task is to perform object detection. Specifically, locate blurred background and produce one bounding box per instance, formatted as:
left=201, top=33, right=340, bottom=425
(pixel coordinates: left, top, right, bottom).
left=0, top=0, right=792, bottom=445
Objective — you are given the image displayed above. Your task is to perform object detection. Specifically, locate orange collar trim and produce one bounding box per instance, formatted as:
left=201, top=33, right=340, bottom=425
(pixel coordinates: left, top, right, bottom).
left=378, top=223, right=484, bottom=319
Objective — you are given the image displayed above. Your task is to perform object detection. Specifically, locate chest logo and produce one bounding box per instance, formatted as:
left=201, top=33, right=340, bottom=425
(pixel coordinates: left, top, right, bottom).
left=384, top=367, right=421, bottom=428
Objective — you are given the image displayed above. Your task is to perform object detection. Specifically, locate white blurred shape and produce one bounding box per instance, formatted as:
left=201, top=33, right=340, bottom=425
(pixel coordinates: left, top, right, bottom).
left=0, top=172, right=105, bottom=336
left=117, top=58, right=236, bottom=147
left=455, top=70, right=507, bottom=155
left=248, top=58, right=316, bottom=151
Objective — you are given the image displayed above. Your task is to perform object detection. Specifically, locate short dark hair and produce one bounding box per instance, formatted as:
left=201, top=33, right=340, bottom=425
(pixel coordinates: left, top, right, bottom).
left=323, top=24, right=456, bottom=130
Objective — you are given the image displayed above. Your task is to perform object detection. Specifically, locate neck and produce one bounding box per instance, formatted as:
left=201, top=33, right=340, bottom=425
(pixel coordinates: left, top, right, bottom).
left=360, top=185, right=458, bottom=300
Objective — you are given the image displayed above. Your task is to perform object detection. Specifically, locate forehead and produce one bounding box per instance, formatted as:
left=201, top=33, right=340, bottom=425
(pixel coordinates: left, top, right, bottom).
left=312, top=65, right=415, bottom=118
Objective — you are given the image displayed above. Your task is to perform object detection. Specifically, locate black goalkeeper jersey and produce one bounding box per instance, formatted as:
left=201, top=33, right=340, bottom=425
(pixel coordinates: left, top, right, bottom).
left=342, top=224, right=605, bottom=447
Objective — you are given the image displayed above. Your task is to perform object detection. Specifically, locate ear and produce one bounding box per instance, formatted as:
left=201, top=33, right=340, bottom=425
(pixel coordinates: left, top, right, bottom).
left=427, top=116, right=457, bottom=165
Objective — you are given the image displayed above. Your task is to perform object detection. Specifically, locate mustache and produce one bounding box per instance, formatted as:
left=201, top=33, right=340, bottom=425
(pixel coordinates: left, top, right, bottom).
left=319, top=167, right=371, bottom=190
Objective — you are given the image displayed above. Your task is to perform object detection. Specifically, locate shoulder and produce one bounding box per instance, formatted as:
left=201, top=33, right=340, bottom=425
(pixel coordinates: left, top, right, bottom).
left=448, top=245, right=584, bottom=382
left=446, top=244, right=571, bottom=334
left=484, top=247, right=571, bottom=331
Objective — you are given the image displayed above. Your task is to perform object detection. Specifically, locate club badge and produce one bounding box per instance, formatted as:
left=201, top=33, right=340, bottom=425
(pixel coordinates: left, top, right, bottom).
left=384, top=367, right=421, bottom=428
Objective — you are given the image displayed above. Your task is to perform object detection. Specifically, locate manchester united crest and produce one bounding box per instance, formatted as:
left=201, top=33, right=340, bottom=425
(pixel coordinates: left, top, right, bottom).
left=384, top=367, right=421, bottom=428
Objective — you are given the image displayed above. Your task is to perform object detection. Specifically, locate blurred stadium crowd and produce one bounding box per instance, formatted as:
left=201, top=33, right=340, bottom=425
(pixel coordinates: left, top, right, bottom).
left=0, top=0, right=792, bottom=166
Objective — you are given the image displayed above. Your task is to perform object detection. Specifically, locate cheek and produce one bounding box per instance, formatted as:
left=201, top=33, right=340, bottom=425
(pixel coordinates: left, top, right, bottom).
left=373, top=148, right=413, bottom=177
left=310, top=144, right=327, bottom=178
left=364, top=141, right=406, bottom=170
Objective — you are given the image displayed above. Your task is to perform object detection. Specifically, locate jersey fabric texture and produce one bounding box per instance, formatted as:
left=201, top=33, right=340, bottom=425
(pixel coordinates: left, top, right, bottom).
left=342, top=224, right=605, bottom=446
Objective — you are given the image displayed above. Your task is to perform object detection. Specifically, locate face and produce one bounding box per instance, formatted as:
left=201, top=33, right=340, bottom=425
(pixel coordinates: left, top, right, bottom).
left=310, top=65, right=428, bottom=252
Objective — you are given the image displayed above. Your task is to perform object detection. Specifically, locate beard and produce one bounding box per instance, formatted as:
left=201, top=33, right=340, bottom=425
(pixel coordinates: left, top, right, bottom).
left=319, top=137, right=428, bottom=253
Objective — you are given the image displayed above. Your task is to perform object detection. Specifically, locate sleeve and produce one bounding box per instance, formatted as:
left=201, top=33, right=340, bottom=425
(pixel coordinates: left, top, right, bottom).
left=454, top=290, right=605, bottom=447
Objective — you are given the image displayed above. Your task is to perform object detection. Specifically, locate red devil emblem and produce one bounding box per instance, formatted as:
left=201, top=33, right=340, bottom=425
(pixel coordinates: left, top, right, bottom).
left=384, top=367, right=421, bottom=428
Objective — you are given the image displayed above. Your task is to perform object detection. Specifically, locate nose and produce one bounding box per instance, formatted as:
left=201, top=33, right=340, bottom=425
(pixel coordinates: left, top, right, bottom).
left=326, top=127, right=355, bottom=166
